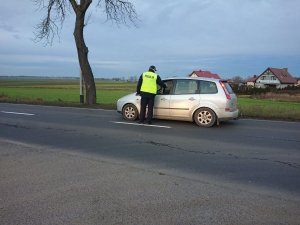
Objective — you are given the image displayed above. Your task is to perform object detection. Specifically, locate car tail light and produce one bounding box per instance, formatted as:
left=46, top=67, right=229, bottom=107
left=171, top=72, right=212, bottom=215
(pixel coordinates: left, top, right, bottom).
left=219, top=81, right=231, bottom=100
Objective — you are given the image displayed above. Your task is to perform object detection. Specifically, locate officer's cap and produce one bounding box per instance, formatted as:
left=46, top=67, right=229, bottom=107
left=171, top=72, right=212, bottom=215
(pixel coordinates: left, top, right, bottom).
left=149, top=65, right=157, bottom=72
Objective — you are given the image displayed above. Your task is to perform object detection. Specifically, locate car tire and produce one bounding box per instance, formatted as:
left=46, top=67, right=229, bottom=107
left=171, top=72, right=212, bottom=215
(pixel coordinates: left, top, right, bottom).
left=194, top=108, right=216, bottom=127
left=122, top=104, right=139, bottom=121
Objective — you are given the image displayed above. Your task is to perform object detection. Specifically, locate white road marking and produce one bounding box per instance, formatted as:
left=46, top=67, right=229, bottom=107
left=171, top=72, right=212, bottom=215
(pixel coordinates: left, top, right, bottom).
left=112, top=121, right=171, bottom=129
left=1, top=111, right=35, bottom=116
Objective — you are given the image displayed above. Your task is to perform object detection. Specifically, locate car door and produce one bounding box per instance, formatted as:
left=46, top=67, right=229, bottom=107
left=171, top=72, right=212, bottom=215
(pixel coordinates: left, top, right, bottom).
left=169, top=79, right=200, bottom=119
left=154, top=80, right=173, bottom=118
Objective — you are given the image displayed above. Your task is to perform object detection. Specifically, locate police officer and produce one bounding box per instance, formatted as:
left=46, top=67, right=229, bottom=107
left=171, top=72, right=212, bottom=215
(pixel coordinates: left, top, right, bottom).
left=136, top=65, right=166, bottom=124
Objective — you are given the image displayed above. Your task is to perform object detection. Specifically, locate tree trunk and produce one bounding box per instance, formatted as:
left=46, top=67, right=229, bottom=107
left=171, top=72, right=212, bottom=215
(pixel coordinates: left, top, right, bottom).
left=72, top=0, right=96, bottom=105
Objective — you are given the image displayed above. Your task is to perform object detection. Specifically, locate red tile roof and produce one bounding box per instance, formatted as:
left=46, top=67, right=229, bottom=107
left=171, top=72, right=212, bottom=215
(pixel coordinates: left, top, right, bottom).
left=189, top=70, right=221, bottom=79
left=264, top=67, right=297, bottom=84
left=246, top=75, right=258, bottom=82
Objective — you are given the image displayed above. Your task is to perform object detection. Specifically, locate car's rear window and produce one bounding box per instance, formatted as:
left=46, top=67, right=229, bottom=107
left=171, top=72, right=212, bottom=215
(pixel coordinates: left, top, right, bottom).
left=223, top=82, right=234, bottom=94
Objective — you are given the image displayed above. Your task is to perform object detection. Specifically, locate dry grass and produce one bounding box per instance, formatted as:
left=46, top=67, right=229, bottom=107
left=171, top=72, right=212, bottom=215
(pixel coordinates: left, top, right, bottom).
left=255, top=92, right=300, bottom=102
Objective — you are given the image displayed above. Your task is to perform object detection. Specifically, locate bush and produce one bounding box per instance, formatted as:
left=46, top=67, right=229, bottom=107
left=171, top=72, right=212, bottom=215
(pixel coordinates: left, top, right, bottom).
left=232, top=84, right=300, bottom=96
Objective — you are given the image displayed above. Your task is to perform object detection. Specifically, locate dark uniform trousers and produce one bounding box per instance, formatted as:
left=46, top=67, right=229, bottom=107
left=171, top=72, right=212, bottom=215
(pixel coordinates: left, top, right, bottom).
left=139, top=92, right=155, bottom=123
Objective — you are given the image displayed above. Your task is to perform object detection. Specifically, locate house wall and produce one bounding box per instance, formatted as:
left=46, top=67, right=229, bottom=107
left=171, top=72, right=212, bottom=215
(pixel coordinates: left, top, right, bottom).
left=255, top=70, right=282, bottom=88
left=278, top=84, right=290, bottom=89
left=255, top=82, right=291, bottom=89
left=256, top=70, right=280, bottom=86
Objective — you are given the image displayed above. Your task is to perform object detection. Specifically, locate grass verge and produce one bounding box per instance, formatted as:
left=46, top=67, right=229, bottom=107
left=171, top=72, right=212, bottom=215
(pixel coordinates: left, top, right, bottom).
left=238, top=96, right=300, bottom=121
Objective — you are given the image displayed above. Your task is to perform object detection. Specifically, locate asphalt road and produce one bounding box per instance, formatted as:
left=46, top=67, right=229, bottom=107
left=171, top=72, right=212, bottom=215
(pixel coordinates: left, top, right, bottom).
left=0, top=103, right=299, bottom=225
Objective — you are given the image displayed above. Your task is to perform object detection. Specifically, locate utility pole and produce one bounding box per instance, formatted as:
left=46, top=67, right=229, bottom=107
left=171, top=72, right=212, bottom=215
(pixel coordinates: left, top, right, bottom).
left=80, top=70, right=84, bottom=104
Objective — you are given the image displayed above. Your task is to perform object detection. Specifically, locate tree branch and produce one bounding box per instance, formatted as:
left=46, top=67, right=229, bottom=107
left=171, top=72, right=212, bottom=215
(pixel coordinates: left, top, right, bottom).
left=34, top=0, right=69, bottom=45
left=97, top=0, right=138, bottom=26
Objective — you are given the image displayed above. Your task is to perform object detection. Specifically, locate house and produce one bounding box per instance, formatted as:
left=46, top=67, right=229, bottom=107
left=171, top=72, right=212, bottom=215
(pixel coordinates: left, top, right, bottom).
left=246, top=75, right=258, bottom=86
left=297, top=78, right=300, bottom=86
left=246, top=67, right=297, bottom=89
left=188, top=70, right=221, bottom=79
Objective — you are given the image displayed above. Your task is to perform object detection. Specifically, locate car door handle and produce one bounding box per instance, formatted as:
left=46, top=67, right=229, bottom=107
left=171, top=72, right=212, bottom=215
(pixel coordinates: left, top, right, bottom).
left=189, top=97, right=196, bottom=101
left=161, top=97, right=167, bottom=101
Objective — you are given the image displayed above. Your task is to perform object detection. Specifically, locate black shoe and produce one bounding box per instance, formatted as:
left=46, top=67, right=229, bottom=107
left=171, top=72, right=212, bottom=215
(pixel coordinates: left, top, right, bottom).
left=138, top=120, right=144, bottom=124
left=147, top=121, right=152, bottom=125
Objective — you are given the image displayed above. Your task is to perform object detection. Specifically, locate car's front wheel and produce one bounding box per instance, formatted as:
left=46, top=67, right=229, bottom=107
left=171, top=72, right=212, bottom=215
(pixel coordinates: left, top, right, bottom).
left=194, top=108, right=216, bottom=127
left=122, top=104, right=139, bottom=121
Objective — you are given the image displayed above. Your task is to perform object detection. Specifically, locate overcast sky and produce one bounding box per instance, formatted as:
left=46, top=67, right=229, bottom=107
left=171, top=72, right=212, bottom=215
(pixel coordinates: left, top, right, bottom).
left=1, top=0, right=300, bottom=79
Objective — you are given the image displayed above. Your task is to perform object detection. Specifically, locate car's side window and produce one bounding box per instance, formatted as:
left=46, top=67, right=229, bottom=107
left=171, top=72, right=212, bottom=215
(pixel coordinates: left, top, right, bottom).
left=157, top=80, right=173, bottom=95
left=174, top=80, right=198, bottom=95
left=163, top=80, right=173, bottom=94
left=200, top=81, right=218, bottom=94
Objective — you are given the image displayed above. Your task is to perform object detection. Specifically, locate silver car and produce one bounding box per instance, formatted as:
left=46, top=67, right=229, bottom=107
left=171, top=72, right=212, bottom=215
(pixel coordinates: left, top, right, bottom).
left=117, top=77, right=239, bottom=127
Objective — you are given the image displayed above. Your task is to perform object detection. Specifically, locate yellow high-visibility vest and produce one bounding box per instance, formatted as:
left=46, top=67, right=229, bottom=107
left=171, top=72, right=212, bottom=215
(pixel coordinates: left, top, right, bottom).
left=140, top=72, right=158, bottom=94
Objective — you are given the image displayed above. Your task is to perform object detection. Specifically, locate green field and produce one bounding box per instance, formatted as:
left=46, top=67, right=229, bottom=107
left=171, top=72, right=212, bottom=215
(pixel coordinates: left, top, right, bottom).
left=0, top=78, right=136, bottom=107
left=238, top=96, right=300, bottom=121
left=1, top=78, right=300, bottom=121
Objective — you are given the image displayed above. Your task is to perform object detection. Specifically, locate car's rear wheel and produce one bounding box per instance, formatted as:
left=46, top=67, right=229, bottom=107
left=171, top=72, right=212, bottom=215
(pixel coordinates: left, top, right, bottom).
left=194, top=108, right=216, bottom=127
left=122, top=104, right=138, bottom=121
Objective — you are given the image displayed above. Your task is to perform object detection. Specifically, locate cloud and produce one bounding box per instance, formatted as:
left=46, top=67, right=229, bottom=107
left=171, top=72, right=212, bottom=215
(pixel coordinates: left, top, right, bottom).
left=130, top=0, right=300, bottom=56
left=0, top=0, right=300, bottom=78
left=0, top=24, right=17, bottom=32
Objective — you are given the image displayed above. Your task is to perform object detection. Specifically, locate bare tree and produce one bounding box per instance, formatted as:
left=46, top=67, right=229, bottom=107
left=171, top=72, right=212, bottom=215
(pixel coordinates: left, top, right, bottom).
left=34, top=0, right=137, bottom=104
left=231, top=75, right=245, bottom=84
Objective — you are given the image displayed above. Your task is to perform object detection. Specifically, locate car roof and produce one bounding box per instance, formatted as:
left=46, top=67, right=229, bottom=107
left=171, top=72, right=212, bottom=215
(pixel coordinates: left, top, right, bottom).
left=163, top=76, right=222, bottom=82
